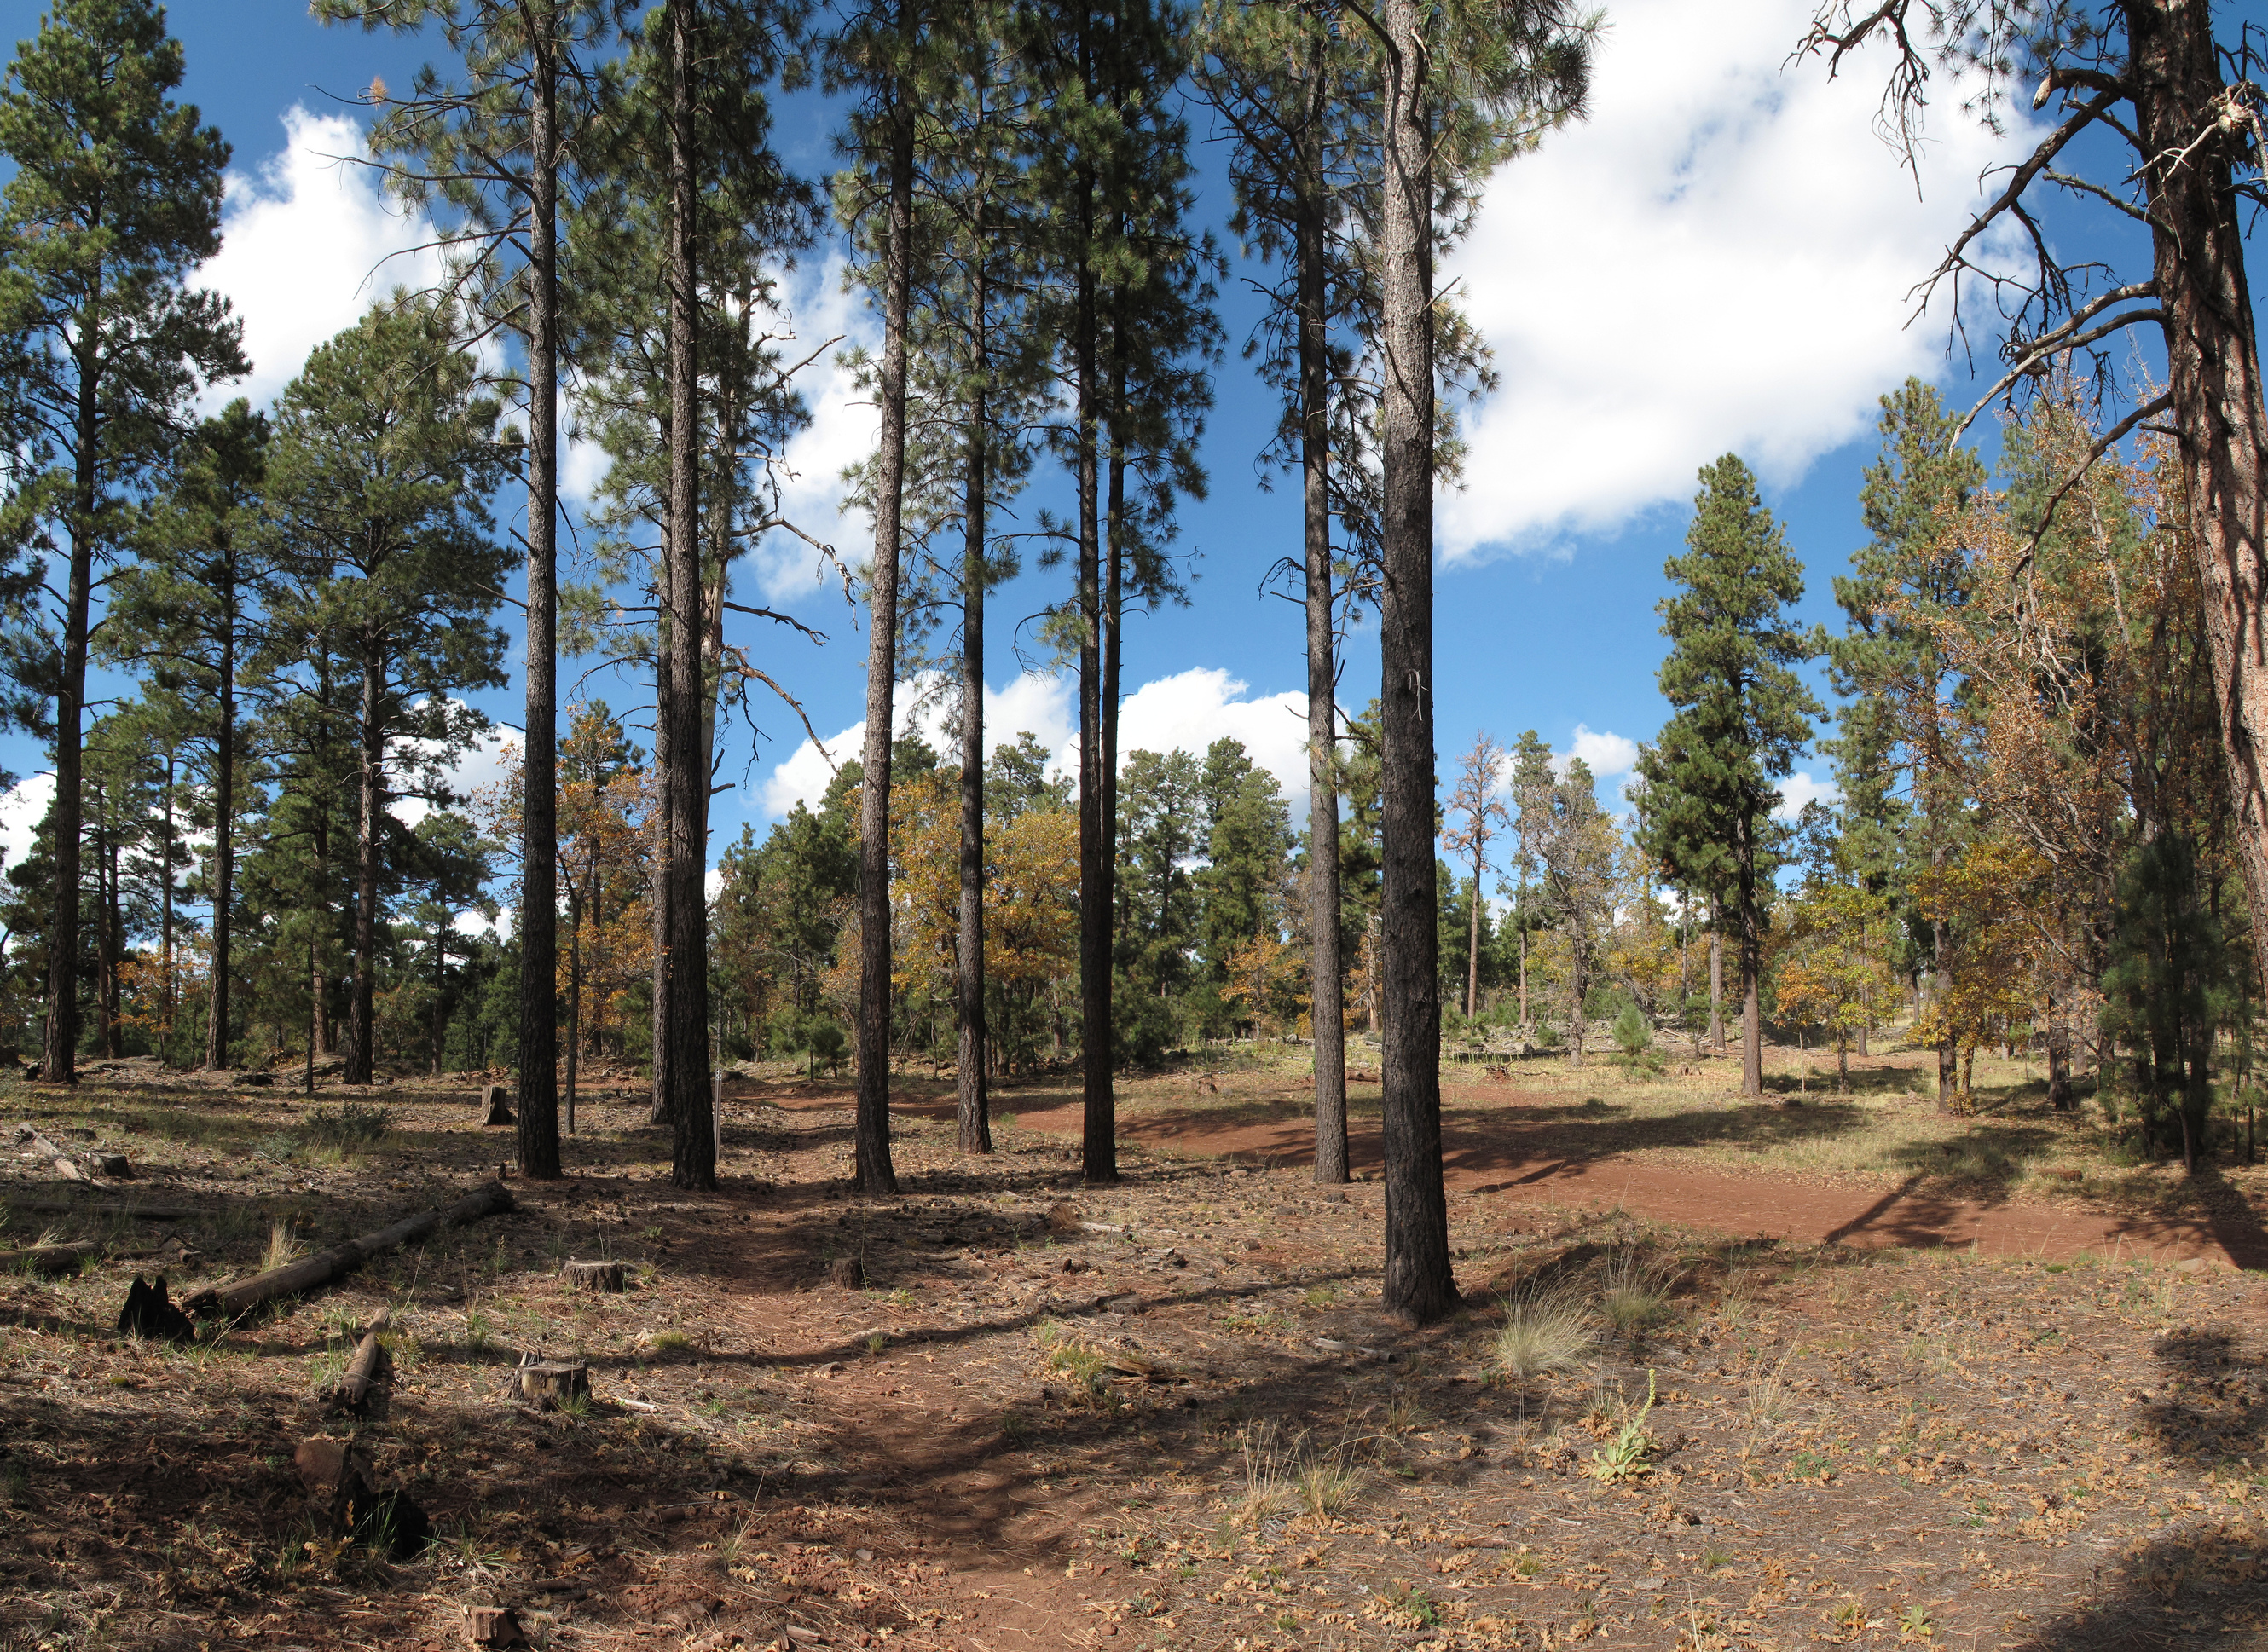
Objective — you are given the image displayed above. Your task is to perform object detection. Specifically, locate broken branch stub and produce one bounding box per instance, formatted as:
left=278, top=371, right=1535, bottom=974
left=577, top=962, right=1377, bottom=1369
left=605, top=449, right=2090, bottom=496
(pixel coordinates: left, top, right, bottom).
left=328, top=1305, right=392, bottom=1415
left=181, top=1180, right=513, bottom=1318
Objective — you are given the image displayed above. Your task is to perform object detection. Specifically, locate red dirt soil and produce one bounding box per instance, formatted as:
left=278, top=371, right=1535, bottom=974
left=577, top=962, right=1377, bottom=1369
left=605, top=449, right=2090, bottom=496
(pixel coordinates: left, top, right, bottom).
left=981, top=1086, right=2268, bottom=1271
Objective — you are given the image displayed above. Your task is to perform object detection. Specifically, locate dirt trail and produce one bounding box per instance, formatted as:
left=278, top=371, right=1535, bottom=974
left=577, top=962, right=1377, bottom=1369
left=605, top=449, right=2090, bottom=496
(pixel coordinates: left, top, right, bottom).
left=985, top=1089, right=2268, bottom=1270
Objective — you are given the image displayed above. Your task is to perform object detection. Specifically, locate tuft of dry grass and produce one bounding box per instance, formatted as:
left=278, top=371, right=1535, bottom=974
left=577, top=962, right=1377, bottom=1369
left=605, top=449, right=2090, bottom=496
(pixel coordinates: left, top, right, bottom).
left=1493, top=1282, right=1593, bottom=1381
left=262, top=1220, right=303, bottom=1274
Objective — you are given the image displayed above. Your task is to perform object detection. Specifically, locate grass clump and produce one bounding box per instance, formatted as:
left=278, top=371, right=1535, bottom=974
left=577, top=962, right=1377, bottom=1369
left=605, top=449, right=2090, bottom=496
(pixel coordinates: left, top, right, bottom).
left=1597, top=1245, right=1675, bottom=1340
left=1235, top=1420, right=1363, bottom=1524
left=298, top=1104, right=391, bottom=1154
left=1492, top=1283, right=1593, bottom=1381
left=262, top=1221, right=304, bottom=1273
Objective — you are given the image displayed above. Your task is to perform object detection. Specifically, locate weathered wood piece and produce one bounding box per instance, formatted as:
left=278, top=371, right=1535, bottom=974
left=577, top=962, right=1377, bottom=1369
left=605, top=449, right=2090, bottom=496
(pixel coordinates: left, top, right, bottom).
left=477, top=1084, right=514, bottom=1126
left=464, top=1605, right=523, bottom=1647
left=0, top=1242, right=90, bottom=1277
left=117, top=1274, right=195, bottom=1341
left=91, top=1154, right=130, bottom=1178
left=327, top=1305, right=392, bottom=1414
left=511, top=1354, right=590, bottom=1410
left=558, top=1258, right=623, bottom=1292
left=182, top=1180, right=513, bottom=1318
left=14, top=1126, right=86, bottom=1181
left=826, top=1256, right=864, bottom=1290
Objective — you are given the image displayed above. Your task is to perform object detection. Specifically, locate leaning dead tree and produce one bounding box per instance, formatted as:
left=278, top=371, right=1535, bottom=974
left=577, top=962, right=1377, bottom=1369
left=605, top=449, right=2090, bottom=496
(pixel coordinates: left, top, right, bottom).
left=1800, top=0, right=2268, bottom=995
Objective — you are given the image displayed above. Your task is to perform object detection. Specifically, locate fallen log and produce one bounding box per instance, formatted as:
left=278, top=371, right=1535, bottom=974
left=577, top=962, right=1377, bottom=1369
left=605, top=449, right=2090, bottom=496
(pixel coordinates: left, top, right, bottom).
left=328, top=1305, right=392, bottom=1414
left=0, top=1242, right=90, bottom=1277
left=181, top=1180, right=513, bottom=1318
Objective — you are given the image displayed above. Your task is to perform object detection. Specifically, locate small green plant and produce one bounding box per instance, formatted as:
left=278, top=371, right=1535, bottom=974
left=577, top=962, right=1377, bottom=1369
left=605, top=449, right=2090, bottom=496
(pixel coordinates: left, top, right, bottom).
left=1510, top=1547, right=1543, bottom=1578
left=1830, top=1598, right=1869, bottom=1632
left=1394, top=1583, right=1440, bottom=1627
left=1791, top=1448, right=1831, bottom=1482
left=1899, top=1603, right=1935, bottom=1640
left=1700, top=1542, right=1733, bottom=1570
left=651, top=1329, right=693, bottom=1354
left=2, top=1459, right=27, bottom=1506
left=464, top=1307, right=493, bottom=1355
left=1493, top=1282, right=1593, bottom=1381
left=865, top=1331, right=887, bottom=1355
left=1035, top=1320, right=1111, bottom=1407
left=1587, top=1370, right=1658, bottom=1482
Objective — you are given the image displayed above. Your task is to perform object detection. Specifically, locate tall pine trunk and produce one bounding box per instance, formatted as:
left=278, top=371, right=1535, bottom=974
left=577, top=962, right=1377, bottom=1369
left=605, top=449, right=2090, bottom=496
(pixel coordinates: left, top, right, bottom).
left=957, top=366, right=991, bottom=1154
left=346, top=651, right=382, bottom=1087
left=518, top=26, right=563, bottom=1177
left=1299, top=125, right=1347, bottom=1185
left=1708, top=923, right=1723, bottom=1051
left=664, top=0, right=714, bottom=1189
left=853, top=8, right=913, bottom=1196
left=1377, top=0, right=1455, bottom=1325
left=1075, top=106, right=1114, bottom=1186
left=2127, top=1, right=2268, bottom=1012
left=206, top=612, right=234, bottom=1069
left=43, top=401, right=97, bottom=1084
left=1739, top=814, right=1762, bottom=1097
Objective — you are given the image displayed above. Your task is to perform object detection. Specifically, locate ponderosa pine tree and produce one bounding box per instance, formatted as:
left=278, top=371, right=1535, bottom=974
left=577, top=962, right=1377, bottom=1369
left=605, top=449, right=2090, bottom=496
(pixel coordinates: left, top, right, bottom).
left=888, top=0, right=1047, bottom=1156
left=319, top=0, right=627, bottom=1175
left=1362, top=0, right=1592, bottom=1322
left=564, top=0, right=811, bottom=1181
left=251, top=300, right=510, bottom=1089
left=831, top=0, right=948, bottom=1196
left=1635, top=455, right=1821, bottom=1100
left=1194, top=0, right=1376, bottom=1184
left=0, top=0, right=243, bottom=1083
left=1827, top=379, right=1981, bottom=1106
left=1024, top=0, right=1217, bottom=1186
left=1800, top=1, right=2268, bottom=1017
left=103, top=401, right=267, bottom=1070
left=1505, top=729, right=1551, bottom=1031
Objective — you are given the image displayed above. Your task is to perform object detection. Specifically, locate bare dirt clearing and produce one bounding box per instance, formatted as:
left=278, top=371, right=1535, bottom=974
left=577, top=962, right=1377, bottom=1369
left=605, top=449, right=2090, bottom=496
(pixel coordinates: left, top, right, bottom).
left=0, top=1057, right=2259, bottom=1650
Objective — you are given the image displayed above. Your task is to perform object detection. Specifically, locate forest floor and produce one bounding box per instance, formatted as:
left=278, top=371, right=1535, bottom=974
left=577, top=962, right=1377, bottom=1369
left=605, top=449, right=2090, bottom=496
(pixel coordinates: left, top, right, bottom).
left=0, top=1045, right=2259, bottom=1651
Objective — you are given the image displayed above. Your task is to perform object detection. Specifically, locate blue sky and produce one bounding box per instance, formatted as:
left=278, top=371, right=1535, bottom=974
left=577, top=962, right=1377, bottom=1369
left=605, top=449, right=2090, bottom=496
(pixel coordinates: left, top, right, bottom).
left=3, top=0, right=2168, bottom=904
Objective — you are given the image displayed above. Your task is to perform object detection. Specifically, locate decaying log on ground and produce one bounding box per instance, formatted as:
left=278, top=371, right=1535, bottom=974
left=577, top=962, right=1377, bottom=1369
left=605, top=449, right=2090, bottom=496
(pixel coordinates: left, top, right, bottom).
left=477, top=1084, right=514, bottom=1126
left=510, top=1353, right=590, bottom=1409
left=327, top=1305, right=392, bottom=1414
left=117, top=1274, right=196, bottom=1341
left=181, top=1180, right=513, bottom=1318
left=0, top=1243, right=90, bottom=1277
left=558, top=1259, right=623, bottom=1292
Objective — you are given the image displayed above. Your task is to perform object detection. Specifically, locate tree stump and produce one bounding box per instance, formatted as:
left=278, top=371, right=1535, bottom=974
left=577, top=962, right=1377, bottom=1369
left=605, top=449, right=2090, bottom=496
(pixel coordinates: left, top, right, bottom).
left=827, top=1256, right=864, bottom=1290
left=477, top=1084, right=514, bottom=1126
left=512, top=1355, right=590, bottom=1410
left=116, top=1274, right=195, bottom=1342
left=559, top=1259, right=624, bottom=1293
left=464, top=1606, right=522, bottom=1647
left=91, top=1153, right=130, bottom=1178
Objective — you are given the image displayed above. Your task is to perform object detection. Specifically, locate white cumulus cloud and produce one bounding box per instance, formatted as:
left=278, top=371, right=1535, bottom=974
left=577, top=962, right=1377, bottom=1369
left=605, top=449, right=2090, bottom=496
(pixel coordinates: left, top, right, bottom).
left=1438, top=0, right=2031, bottom=558
left=755, top=667, right=1316, bottom=819
left=1773, top=771, right=1841, bottom=821
left=0, top=773, right=54, bottom=880
left=198, top=107, right=446, bottom=411
left=751, top=257, right=884, bottom=602
left=1555, top=723, right=1640, bottom=779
